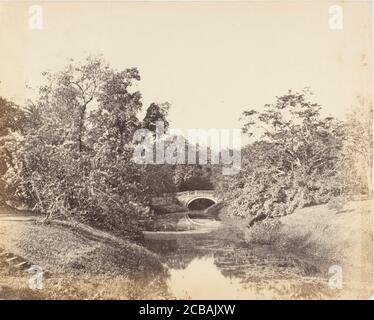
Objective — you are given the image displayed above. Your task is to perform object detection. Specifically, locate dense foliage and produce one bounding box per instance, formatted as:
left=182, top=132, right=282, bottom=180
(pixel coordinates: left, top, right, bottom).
left=0, top=59, right=372, bottom=238
left=0, top=58, right=166, bottom=239
left=0, top=97, right=25, bottom=205
left=1, top=57, right=217, bottom=238
left=215, top=89, right=371, bottom=219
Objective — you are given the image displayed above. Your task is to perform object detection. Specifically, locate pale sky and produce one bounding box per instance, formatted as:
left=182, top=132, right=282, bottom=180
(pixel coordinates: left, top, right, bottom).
left=0, top=1, right=372, bottom=139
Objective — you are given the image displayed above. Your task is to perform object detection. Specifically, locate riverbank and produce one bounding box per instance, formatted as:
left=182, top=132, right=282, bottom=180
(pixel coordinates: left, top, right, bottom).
left=277, top=200, right=373, bottom=298
left=146, top=212, right=337, bottom=299
left=0, top=206, right=168, bottom=299
left=1, top=200, right=372, bottom=299
left=218, top=199, right=373, bottom=299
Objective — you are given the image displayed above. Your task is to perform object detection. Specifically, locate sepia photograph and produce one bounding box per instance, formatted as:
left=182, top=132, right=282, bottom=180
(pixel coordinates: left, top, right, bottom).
left=0, top=0, right=373, bottom=303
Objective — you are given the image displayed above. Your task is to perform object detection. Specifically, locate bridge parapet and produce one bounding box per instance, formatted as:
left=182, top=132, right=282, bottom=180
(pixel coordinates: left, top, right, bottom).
left=175, top=190, right=216, bottom=197
left=151, top=190, right=220, bottom=209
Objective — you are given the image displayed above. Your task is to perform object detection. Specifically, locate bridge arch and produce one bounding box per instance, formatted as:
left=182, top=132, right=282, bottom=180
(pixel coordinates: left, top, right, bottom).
left=186, top=196, right=217, bottom=210
left=152, top=190, right=221, bottom=211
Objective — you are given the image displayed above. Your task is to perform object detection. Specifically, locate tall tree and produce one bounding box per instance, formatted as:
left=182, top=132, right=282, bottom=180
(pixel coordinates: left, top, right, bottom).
left=142, top=102, right=170, bottom=133
left=140, top=102, right=176, bottom=195
left=0, top=97, right=25, bottom=205
left=338, top=97, right=372, bottom=195
left=222, top=89, right=345, bottom=218
left=18, top=57, right=149, bottom=239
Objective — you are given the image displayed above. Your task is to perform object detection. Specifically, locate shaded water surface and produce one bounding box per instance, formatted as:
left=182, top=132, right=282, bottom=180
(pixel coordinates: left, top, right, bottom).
left=144, top=213, right=334, bottom=299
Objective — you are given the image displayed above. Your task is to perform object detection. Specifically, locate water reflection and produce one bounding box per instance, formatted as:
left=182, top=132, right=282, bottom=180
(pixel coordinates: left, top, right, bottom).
left=167, top=255, right=334, bottom=299
left=168, top=256, right=250, bottom=299
left=144, top=217, right=334, bottom=299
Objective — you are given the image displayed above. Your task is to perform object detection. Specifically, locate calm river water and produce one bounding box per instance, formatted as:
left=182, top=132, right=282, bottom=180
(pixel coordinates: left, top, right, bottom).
left=144, top=213, right=334, bottom=299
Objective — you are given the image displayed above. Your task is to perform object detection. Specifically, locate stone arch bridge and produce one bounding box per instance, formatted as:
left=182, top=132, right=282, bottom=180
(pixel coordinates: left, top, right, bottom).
left=151, top=190, right=221, bottom=210
left=175, top=190, right=220, bottom=208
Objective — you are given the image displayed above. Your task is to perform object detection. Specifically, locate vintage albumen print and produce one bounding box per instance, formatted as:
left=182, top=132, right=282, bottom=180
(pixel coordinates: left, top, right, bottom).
left=0, top=1, right=372, bottom=300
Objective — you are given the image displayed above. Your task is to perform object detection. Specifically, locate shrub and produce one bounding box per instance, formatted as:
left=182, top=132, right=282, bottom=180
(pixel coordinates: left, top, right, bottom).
left=244, top=218, right=282, bottom=244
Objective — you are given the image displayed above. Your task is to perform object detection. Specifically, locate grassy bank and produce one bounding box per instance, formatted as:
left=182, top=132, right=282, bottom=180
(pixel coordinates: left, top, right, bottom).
left=275, top=200, right=373, bottom=297
left=0, top=206, right=168, bottom=299
left=218, top=200, right=373, bottom=299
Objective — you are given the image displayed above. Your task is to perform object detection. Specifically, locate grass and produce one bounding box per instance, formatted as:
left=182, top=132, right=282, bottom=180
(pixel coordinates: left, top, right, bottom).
left=218, top=200, right=374, bottom=299
left=0, top=206, right=169, bottom=299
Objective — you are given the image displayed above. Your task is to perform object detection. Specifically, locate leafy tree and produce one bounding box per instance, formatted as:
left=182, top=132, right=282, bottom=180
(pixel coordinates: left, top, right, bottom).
left=142, top=102, right=170, bottom=133
left=140, top=102, right=177, bottom=195
left=142, top=165, right=177, bottom=195
left=178, top=166, right=214, bottom=191
left=337, top=97, right=372, bottom=196
left=0, top=97, right=25, bottom=205
left=18, top=57, right=150, bottom=239
left=222, top=89, right=345, bottom=219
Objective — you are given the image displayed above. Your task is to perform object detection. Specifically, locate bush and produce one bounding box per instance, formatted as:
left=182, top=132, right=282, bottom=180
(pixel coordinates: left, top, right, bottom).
left=244, top=218, right=282, bottom=244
